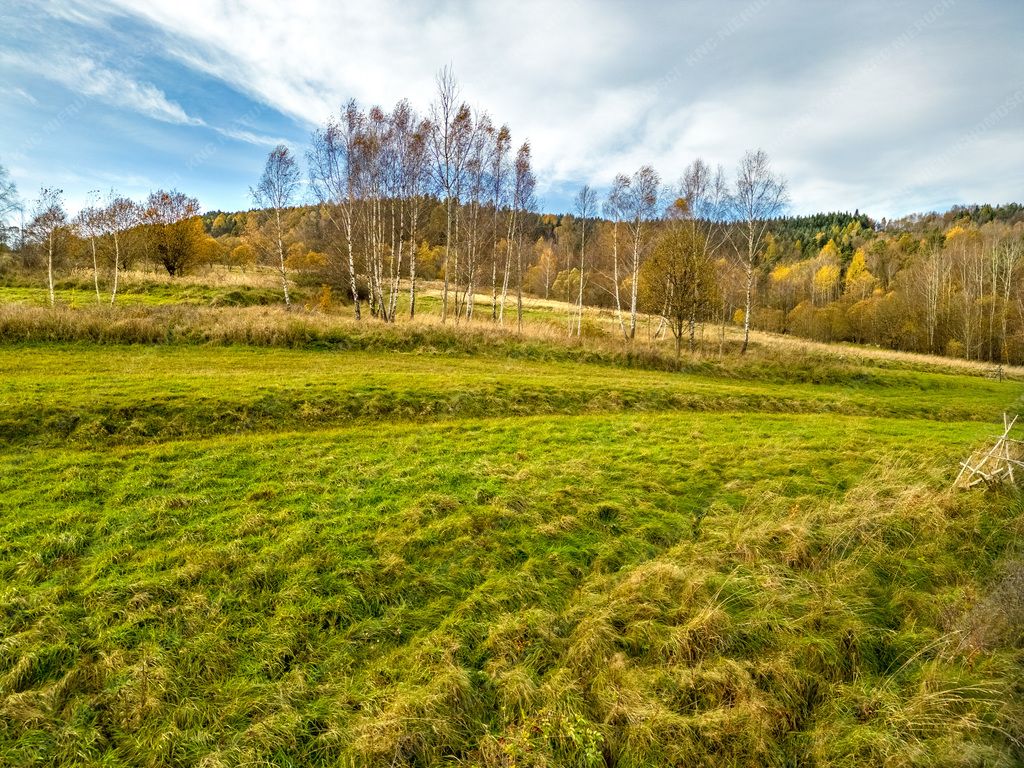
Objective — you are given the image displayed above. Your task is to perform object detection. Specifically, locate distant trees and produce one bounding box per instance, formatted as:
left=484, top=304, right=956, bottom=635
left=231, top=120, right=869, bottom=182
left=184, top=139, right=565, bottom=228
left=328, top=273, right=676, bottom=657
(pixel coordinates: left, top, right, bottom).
left=250, top=145, right=302, bottom=306
left=752, top=213, right=1024, bottom=363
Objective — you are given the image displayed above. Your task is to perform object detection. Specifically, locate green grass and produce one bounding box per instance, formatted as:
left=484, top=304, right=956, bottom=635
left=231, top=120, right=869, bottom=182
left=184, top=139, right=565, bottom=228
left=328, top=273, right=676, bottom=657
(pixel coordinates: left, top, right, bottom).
left=1, top=309, right=1023, bottom=765
left=0, top=280, right=292, bottom=308
left=0, top=343, right=1019, bottom=447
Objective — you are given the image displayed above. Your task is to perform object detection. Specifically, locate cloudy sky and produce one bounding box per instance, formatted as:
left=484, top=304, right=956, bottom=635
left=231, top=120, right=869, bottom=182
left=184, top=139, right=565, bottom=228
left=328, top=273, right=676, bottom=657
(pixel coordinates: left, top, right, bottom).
left=2, top=0, right=1022, bottom=219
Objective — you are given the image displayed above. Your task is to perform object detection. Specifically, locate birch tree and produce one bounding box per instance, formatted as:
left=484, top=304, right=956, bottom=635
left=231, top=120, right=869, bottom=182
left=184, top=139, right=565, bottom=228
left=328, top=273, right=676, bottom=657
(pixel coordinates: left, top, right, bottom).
left=512, top=142, right=536, bottom=332
left=489, top=125, right=512, bottom=321
left=104, top=193, right=141, bottom=304
left=309, top=100, right=363, bottom=319
left=731, top=149, right=788, bottom=353
left=618, top=166, right=660, bottom=340
left=921, top=248, right=949, bottom=354
left=28, top=188, right=66, bottom=306
left=604, top=176, right=629, bottom=338
left=572, top=185, right=597, bottom=336
left=461, top=112, right=491, bottom=321
left=74, top=191, right=104, bottom=303
left=0, top=163, right=18, bottom=221
left=429, top=67, right=472, bottom=323
left=400, top=111, right=431, bottom=319
left=252, top=145, right=301, bottom=307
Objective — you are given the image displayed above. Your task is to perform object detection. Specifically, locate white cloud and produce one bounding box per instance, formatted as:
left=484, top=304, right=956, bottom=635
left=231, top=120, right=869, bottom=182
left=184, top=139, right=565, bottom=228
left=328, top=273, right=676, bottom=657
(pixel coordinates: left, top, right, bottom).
left=0, top=86, right=39, bottom=106
left=0, top=49, right=203, bottom=126
left=30, top=0, right=1024, bottom=216
left=210, top=126, right=289, bottom=148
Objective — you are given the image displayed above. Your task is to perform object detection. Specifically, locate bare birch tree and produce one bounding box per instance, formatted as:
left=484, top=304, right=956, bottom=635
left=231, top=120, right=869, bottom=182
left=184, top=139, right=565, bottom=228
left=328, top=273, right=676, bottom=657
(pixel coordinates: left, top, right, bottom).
left=572, top=185, right=597, bottom=336
left=74, top=190, right=104, bottom=303
left=618, top=166, right=660, bottom=340
left=489, top=125, right=512, bottom=321
left=429, top=67, right=472, bottom=323
left=512, top=142, right=536, bottom=333
left=731, top=149, right=788, bottom=353
left=28, top=188, right=66, bottom=306
left=0, top=163, right=18, bottom=221
left=309, top=100, right=363, bottom=319
left=252, top=145, right=302, bottom=307
left=604, top=176, right=629, bottom=338
left=104, top=193, right=141, bottom=305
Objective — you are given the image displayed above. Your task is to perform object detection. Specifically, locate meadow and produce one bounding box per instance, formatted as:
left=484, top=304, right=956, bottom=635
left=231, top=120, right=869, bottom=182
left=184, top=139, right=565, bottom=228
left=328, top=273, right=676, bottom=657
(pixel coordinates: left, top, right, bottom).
left=1, top=275, right=1023, bottom=766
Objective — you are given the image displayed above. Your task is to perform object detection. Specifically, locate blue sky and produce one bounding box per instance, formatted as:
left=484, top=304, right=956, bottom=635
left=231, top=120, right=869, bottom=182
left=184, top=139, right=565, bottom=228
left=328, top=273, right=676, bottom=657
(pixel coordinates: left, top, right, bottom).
left=2, top=0, right=1022, bottom=220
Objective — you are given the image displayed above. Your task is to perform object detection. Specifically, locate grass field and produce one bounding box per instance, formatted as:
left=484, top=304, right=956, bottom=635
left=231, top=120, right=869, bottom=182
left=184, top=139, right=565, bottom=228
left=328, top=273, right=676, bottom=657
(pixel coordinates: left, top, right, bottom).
left=1, top=289, right=1023, bottom=766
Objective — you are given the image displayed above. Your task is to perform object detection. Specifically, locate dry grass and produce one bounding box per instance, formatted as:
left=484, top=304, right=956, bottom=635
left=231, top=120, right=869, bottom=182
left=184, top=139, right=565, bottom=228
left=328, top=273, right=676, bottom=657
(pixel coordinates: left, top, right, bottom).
left=745, top=326, right=1024, bottom=379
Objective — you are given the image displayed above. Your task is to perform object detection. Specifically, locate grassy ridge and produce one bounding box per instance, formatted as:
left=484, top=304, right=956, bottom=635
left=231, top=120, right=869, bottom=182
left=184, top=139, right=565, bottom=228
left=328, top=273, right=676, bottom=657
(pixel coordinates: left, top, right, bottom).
left=0, top=342, right=1019, bottom=447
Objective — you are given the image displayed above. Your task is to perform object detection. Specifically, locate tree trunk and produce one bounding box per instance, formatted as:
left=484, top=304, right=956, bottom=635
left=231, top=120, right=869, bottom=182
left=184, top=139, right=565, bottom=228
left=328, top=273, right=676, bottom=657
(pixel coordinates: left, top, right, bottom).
left=409, top=206, right=419, bottom=319
left=276, top=208, right=290, bottom=307
left=629, top=233, right=640, bottom=340
left=91, top=237, right=101, bottom=304
left=499, top=208, right=515, bottom=325
left=741, top=261, right=753, bottom=354
left=576, top=221, right=585, bottom=336
left=516, top=235, right=523, bottom=334
left=346, top=216, right=360, bottom=320
left=47, top=232, right=55, bottom=307
left=612, top=219, right=627, bottom=339
left=491, top=222, right=499, bottom=322
left=441, top=195, right=452, bottom=323
left=111, top=232, right=121, bottom=305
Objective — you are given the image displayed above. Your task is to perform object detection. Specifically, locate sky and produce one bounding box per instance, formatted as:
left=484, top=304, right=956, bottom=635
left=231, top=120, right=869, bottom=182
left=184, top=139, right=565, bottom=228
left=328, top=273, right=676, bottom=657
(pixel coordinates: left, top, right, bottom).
left=1, top=0, right=1022, bottom=220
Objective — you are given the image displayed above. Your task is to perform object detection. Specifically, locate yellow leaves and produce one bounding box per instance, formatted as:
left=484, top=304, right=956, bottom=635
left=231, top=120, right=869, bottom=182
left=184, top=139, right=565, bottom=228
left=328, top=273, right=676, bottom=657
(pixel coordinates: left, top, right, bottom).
left=813, top=264, right=840, bottom=301
left=230, top=244, right=256, bottom=269
left=944, top=223, right=981, bottom=246
left=844, top=248, right=876, bottom=299
left=770, top=265, right=792, bottom=283
left=944, top=224, right=968, bottom=242
left=819, top=239, right=839, bottom=260
left=813, top=264, right=840, bottom=290
left=844, top=248, right=871, bottom=285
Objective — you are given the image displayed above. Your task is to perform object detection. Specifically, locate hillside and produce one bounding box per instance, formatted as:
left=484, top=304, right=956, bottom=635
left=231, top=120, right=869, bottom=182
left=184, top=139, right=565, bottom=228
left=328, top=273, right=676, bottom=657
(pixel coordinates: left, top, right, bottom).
left=1, top=278, right=1023, bottom=766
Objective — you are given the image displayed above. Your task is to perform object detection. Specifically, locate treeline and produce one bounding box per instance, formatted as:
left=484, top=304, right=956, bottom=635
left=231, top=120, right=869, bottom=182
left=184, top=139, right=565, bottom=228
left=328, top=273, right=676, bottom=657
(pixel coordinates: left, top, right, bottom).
left=2, top=70, right=1023, bottom=363
left=758, top=216, right=1024, bottom=362
left=0, top=185, right=219, bottom=304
